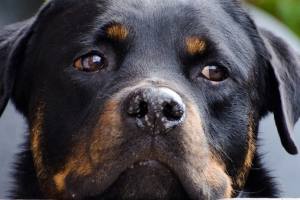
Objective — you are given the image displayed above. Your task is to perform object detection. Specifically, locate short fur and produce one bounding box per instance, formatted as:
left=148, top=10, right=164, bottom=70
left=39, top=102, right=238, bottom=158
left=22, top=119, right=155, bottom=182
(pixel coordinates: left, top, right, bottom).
left=0, top=0, right=299, bottom=199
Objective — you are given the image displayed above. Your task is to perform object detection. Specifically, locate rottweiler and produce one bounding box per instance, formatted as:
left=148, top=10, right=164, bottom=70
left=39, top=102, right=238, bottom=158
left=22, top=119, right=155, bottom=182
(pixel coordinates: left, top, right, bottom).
left=0, top=0, right=299, bottom=199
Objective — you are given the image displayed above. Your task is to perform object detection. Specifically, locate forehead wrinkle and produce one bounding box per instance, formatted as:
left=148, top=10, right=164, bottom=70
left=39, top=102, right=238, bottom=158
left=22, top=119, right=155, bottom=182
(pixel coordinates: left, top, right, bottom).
left=97, top=0, right=198, bottom=25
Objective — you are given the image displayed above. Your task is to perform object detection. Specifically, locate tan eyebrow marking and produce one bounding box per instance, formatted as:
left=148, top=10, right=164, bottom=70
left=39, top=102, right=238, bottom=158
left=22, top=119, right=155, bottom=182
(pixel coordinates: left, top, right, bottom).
left=106, top=23, right=129, bottom=41
left=185, top=36, right=206, bottom=55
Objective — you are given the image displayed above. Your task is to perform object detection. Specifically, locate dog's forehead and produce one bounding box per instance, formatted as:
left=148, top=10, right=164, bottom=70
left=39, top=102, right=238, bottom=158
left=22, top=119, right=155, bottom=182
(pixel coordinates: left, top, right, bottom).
left=97, top=0, right=251, bottom=43
left=98, top=0, right=226, bottom=27
left=93, top=0, right=256, bottom=78
left=39, top=0, right=257, bottom=80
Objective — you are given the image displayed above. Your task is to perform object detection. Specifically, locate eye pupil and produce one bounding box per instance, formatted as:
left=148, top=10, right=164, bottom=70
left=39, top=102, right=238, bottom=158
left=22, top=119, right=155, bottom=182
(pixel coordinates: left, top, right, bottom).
left=200, top=65, right=228, bottom=82
left=74, top=53, right=106, bottom=72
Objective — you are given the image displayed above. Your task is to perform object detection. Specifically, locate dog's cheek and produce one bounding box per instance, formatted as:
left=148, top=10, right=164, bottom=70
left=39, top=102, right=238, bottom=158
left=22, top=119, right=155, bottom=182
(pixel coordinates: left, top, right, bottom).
left=181, top=103, right=233, bottom=198
left=232, top=112, right=256, bottom=193
left=31, top=102, right=46, bottom=179
left=203, top=159, right=233, bottom=198
left=30, top=101, right=56, bottom=195
left=89, top=100, right=124, bottom=166
left=50, top=99, right=123, bottom=198
left=30, top=100, right=69, bottom=197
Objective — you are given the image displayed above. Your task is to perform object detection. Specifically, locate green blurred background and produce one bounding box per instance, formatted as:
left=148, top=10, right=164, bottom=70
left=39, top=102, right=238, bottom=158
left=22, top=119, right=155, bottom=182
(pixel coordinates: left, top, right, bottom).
left=248, top=0, right=300, bottom=37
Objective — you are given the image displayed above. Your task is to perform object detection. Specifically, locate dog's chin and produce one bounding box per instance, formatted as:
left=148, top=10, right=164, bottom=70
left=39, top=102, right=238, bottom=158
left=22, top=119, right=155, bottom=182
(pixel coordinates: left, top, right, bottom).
left=95, top=160, right=189, bottom=199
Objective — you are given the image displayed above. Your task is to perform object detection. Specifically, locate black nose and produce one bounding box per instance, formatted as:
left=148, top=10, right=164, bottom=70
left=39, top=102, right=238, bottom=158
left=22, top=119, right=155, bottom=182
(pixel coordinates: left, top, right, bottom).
left=126, top=87, right=186, bottom=134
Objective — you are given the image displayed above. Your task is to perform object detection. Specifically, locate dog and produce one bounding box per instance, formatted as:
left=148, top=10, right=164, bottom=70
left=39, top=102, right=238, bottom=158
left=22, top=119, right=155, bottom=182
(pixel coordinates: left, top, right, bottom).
left=0, top=0, right=299, bottom=199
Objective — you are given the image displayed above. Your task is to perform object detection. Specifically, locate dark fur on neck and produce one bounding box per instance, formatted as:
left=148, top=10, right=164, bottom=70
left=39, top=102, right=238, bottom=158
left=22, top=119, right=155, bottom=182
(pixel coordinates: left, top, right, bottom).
left=9, top=140, right=43, bottom=199
left=240, top=153, right=280, bottom=198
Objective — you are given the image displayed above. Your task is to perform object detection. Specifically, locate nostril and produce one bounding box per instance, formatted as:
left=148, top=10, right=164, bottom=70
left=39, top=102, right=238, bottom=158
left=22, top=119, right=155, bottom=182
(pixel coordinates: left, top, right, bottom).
left=162, top=102, right=184, bottom=121
left=137, top=101, right=148, bottom=118
left=126, top=87, right=185, bottom=132
left=128, top=100, right=148, bottom=118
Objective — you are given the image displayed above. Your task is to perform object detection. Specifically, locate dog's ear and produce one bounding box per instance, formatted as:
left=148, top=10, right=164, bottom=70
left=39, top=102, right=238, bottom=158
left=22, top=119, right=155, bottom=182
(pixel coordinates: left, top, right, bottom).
left=0, top=20, right=33, bottom=116
left=260, top=28, right=300, bottom=155
left=0, top=1, right=54, bottom=117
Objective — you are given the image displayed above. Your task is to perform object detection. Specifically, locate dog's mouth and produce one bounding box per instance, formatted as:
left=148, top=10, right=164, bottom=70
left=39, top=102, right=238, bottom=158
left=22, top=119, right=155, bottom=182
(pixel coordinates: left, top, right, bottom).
left=90, top=160, right=189, bottom=199
left=52, top=132, right=232, bottom=199
left=56, top=89, right=233, bottom=199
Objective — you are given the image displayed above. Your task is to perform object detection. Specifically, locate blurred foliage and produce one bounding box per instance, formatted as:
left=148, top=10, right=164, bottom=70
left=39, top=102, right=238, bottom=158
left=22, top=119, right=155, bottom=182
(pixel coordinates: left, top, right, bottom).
left=248, top=0, right=300, bottom=37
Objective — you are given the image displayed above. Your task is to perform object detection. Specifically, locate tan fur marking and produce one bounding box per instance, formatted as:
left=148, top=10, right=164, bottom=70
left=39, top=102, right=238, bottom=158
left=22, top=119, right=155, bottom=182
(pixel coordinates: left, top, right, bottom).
left=184, top=102, right=233, bottom=198
left=53, top=146, right=93, bottom=192
left=53, top=170, right=69, bottom=192
left=31, top=103, right=46, bottom=179
left=205, top=160, right=233, bottom=198
left=186, top=36, right=206, bottom=55
left=53, top=100, right=120, bottom=193
left=235, top=113, right=256, bottom=188
left=90, top=100, right=122, bottom=164
left=106, top=24, right=129, bottom=41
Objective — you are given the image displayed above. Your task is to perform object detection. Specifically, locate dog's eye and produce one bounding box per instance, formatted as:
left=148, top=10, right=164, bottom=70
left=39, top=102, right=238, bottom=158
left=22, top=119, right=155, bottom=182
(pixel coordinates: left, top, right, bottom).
left=74, top=53, right=106, bottom=72
left=200, top=65, right=228, bottom=82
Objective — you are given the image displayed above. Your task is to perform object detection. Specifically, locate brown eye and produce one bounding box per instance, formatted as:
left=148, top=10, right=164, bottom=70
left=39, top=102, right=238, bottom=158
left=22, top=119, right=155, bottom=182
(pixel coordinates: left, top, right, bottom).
left=200, top=65, right=229, bottom=82
left=74, top=53, right=106, bottom=72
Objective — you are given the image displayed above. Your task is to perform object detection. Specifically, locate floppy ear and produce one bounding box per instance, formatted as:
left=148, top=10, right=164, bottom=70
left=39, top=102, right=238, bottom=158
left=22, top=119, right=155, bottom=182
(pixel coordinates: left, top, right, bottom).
left=0, top=20, right=34, bottom=116
left=260, top=28, right=300, bottom=155
left=0, top=1, right=54, bottom=117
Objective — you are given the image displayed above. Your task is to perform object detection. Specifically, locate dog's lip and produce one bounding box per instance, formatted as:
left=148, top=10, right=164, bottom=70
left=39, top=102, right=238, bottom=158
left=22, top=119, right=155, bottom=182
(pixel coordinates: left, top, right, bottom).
left=93, top=159, right=192, bottom=199
left=81, top=137, right=206, bottom=199
left=128, top=159, right=169, bottom=169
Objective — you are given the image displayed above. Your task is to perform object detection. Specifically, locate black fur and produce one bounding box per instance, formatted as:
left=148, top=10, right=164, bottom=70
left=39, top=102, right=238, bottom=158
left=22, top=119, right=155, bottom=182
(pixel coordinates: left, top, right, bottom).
left=0, top=0, right=299, bottom=198
left=241, top=153, right=280, bottom=198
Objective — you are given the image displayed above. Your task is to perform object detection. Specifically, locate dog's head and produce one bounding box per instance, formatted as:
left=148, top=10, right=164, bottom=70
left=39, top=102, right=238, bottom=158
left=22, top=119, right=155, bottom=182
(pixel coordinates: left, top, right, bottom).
left=0, top=0, right=299, bottom=199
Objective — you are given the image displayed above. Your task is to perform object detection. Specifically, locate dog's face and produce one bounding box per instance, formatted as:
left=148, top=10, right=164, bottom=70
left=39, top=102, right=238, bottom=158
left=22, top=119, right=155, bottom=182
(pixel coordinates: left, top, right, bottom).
left=0, top=0, right=299, bottom=199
